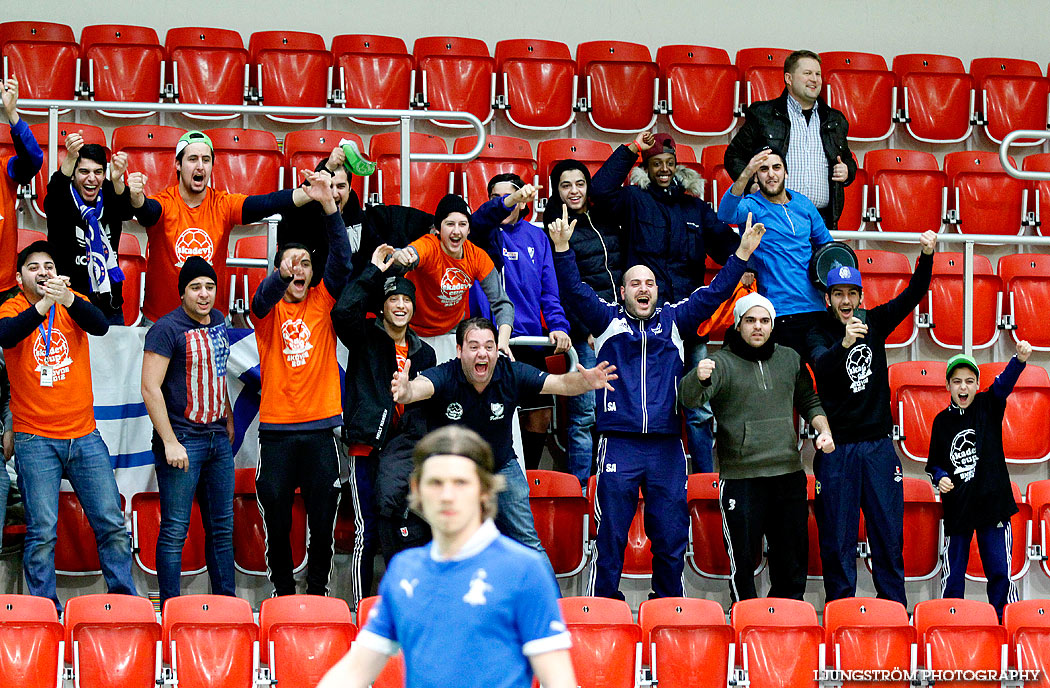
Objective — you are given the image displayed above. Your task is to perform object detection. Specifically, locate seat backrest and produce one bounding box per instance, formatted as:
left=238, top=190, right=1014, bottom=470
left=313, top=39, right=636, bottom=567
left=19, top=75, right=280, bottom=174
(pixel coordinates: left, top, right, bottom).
left=535, top=138, right=613, bottom=190
left=889, top=361, right=949, bottom=462
left=700, top=144, right=733, bottom=204
left=638, top=597, right=726, bottom=662
left=735, top=47, right=793, bottom=104
left=863, top=150, right=945, bottom=236
left=356, top=597, right=406, bottom=688
left=494, top=38, right=576, bottom=131
left=892, top=53, right=974, bottom=142
left=820, top=51, right=895, bottom=140
left=117, top=253, right=145, bottom=326
left=412, top=36, right=494, bottom=126
left=900, top=477, right=942, bottom=580
left=454, top=134, right=536, bottom=209
left=640, top=597, right=732, bottom=688
left=16, top=228, right=46, bottom=252
left=944, top=150, right=1017, bottom=185
left=656, top=45, right=738, bottom=137
left=64, top=593, right=160, bottom=680
left=259, top=595, right=356, bottom=688
left=56, top=490, right=124, bottom=574
left=978, top=362, right=1050, bottom=462
left=204, top=127, right=282, bottom=195
left=965, top=482, right=1030, bottom=580
left=111, top=124, right=185, bottom=197
left=1004, top=600, right=1050, bottom=688
left=369, top=132, right=451, bottom=209
left=0, top=594, right=64, bottom=688
left=248, top=30, right=331, bottom=116
left=80, top=24, right=165, bottom=110
left=0, top=21, right=80, bottom=112
left=331, top=34, right=412, bottom=123
left=560, top=597, right=641, bottom=688
left=131, top=491, right=207, bottom=576
left=576, top=40, right=658, bottom=132
left=282, top=129, right=365, bottom=206
left=730, top=598, right=823, bottom=688
left=162, top=595, right=257, bottom=688
left=823, top=598, right=915, bottom=678
left=970, top=58, right=1049, bottom=143
left=165, top=27, right=248, bottom=116
left=1023, top=152, right=1050, bottom=232
left=527, top=470, right=588, bottom=577
left=927, top=252, right=1002, bottom=348
left=912, top=599, right=1006, bottom=674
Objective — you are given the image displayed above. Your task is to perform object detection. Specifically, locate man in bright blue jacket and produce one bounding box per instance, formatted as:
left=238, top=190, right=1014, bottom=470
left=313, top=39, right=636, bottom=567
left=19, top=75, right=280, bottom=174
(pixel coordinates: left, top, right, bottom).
left=548, top=207, right=765, bottom=599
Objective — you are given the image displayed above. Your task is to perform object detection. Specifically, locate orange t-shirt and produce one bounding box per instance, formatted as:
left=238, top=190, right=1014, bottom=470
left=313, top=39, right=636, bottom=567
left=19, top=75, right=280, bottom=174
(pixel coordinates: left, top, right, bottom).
left=0, top=293, right=96, bottom=438
left=143, top=185, right=247, bottom=322
left=394, top=341, right=408, bottom=421
left=254, top=283, right=342, bottom=425
left=0, top=157, right=20, bottom=291
left=407, top=234, right=495, bottom=337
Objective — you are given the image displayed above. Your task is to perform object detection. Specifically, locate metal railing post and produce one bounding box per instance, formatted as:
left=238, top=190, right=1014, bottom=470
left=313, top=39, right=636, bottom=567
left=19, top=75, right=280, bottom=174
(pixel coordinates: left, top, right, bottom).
left=47, top=106, right=59, bottom=175
left=963, top=240, right=975, bottom=357
left=400, top=115, right=412, bottom=207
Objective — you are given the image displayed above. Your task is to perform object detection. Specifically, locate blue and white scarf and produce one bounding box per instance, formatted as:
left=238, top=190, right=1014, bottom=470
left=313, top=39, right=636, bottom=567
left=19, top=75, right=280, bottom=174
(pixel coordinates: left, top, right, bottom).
left=70, top=184, right=124, bottom=293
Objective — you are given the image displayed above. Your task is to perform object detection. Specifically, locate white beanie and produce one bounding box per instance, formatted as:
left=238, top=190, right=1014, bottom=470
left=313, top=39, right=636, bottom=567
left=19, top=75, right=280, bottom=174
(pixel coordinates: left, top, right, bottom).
left=733, top=293, right=776, bottom=328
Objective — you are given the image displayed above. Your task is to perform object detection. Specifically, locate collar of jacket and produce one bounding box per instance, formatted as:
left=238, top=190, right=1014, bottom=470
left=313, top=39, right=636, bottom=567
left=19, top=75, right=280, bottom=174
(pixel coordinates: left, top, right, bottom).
left=773, top=90, right=834, bottom=124
left=725, top=325, right=776, bottom=361
left=628, top=165, right=706, bottom=199
left=372, top=316, right=423, bottom=355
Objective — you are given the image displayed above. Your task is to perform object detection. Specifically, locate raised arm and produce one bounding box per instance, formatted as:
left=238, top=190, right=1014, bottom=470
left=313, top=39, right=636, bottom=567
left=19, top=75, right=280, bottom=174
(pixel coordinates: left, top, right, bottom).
left=332, top=245, right=392, bottom=348
left=991, top=340, right=1031, bottom=402
left=589, top=132, right=654, bottom=213
left=540, top=360, right=617, bottom=396
left=724, top=108, right=763, bottom=182
left=873, top=231, right=936, bottom=329
left=390, top=359, right=436, bottom=405
left=548, top=207, right=618, bottom=334
left=250, top=246, right=307, bottom=319
left=4, top=78, right=43, bottom=185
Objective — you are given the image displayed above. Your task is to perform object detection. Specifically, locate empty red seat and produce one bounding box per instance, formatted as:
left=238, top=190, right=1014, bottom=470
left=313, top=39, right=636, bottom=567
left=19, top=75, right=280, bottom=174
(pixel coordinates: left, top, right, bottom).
left=259, top=595, right=356, bottom=688
left=576, top=41, right=658, bottom=134
left=163, top=595, right=257, bottom=688
left=964, top=481, right=1031, bottom=582
left=331, top=34, right=412, bottom=126
left=1022, top=153, right=1050, bottom=237
left=924, top=252, right=1002, bottom=350
left=117, top=252, right=145, bottom=326
left=730, top=598, right=823, bottom=688
left=527, top=470, right=588, bottom=579
left=65, top=594, right=161, bottom=687
left=657, top=45, right=738, bottom=137
left=735, top=48, right=793, bottom=106
left=913, top=599, right=1007, bottom=688
left=839, top=161, right=866, bottom=233
left=981, top=360, right=1050, bottom=462
left=892, top=53, right=975, bottom=144
left=80, top=24, right=165, bottom=117
left=454, top=135, right=536, bottom=212
left=944, top=151, right=1027, bottom=238
left=282, top=129, right=365, bottom=207
left=165, top=27, right=248, bottom=120
left=1004, top=600, right=1050, bottom=688
left=232, top=467, right=307, bottom=576
left=560, top=596, right=641, bottom=688
left=412, top=36, right=495, bottom=128
left=638, top=597, right=733, bottom=688
left=228, top=235, right=269, bottom=313
left=494, top=38, right=576, bottom=131
left=368, top=132, right=451, bottom=210
left=889, top=360, right=949, bottom=463
left=248, top=30, right=332, bottom=123
left=823, top=598, right=915, bottom=682
left=701, top=144, right=733, bottom=210
left=686, top=473, right=763, bottom=580
left=356, top=597, right=405, bottom=688
left=820, top=51, right=897, bottom=141
left=865, top=477, right=942, bottom=581
left=204, top=127, right=282, bottom=196
left=131, top=491, right=208, bottom=577
left=28, top=123, right=108, bottom=219
left=999, top=253, right=1050, bottom=349
left=0, top=21, right=80, bottom=116
left=862, top=149, right=946, bottom=236
left=110, top=124, right=185, bottom=198
left=56, top=491, right=126, bottom=576
left=16, top=227, right=46, bottom=252
left=1028, top=481, right=1050, bottom=584
left=853, top=249, right=919, bottom=348
left=535, top=139, right=612, bottom=193
left=0, top=594, right=64, bottom=688
left=970, top=57, right=1049, bottom=145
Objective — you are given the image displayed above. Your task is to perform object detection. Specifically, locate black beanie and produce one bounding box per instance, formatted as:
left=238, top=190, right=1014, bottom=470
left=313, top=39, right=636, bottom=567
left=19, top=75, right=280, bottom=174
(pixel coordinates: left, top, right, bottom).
left=433, top=194, right=471, bottom=227
left=179, top=256, right=217, bottom=295
left=382, top=275, right=416, bottom=304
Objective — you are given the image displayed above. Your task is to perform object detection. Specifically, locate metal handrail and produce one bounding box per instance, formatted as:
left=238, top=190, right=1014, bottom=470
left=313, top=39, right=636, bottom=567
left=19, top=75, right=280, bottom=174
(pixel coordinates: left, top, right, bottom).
left=1000, top=130, right=1050, bottom=181
left=508, top=336, right=580, bottom=373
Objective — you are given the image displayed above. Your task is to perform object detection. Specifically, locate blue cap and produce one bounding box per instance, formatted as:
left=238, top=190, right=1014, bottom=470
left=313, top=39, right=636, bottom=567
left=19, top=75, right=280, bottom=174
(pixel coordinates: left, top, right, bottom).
left=826, top=265, right=862, bottom=291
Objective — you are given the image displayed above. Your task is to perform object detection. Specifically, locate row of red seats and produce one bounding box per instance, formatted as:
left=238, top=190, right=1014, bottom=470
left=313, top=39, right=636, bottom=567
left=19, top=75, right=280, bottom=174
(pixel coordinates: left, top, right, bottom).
left=3, top=21, right=1050, bottom=144
left=0, top=592, right=355, bottom=688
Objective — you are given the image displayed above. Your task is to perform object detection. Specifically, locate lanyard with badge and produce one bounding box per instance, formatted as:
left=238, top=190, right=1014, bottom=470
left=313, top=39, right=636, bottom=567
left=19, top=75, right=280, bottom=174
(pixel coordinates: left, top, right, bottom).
left=39, top=305, right=55, bottom=387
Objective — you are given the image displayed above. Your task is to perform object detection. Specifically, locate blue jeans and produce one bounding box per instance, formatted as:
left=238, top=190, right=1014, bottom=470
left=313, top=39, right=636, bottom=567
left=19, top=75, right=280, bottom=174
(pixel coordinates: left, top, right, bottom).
left=153, top=430, right=235, bottom=604
left=494, top=459, right=555, bottom=577
left=567, top=340, right=597, bottom=486
left=0, top=457, right=9, bottom=541
left=14, top=430, right=136, bottom=610
left=684, top=341, right=714, bottom=473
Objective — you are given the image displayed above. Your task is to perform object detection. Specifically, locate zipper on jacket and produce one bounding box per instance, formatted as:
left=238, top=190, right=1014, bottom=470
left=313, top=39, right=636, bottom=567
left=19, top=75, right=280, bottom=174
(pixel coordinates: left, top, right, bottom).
left=640, top=319, right=649, bottom=432
left=585, top=211, right=618, bottom=302
left=758, top=360, right=771, bottom=391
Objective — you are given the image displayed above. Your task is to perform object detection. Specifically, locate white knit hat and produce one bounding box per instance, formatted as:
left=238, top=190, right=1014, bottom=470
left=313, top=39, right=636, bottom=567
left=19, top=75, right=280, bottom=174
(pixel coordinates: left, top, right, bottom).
left=733, top=293, right=776, bottom=328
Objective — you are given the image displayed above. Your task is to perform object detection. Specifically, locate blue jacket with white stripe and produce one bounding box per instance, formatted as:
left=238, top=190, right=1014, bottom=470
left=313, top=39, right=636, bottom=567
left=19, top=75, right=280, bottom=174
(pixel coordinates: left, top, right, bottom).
left=553, top=249, right=748, bottom=436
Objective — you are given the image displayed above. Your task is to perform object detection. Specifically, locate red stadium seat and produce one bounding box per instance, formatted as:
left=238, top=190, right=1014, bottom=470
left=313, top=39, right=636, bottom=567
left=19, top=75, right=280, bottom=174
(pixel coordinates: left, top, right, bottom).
left=232, top=467, right=307, bottom=576
left=701, top=144, right=733, bottom=210
left=559, top=596, right=641, bottom=688
left=331, top=34, right=412, bottom=126
left=28, top=123, right=108, bottom=219
left=356, top=597, right=405, bottom=688
left=64, top=594, right=161, bottom=685
left=853, top=249, right=919, bottom=348
left=536, top=138, right=613, bottom=192
left=820, top=51, right=897, bottom=141
left=686, top=474, right=763, bottom=580
left=367, top=132, right=451, bottom=210
left=412, top=36, right=495, bottom=128
left=970, top=58, right=1049, bottom=145
left=839, top=162, right=866, bottom=233
left=454, top=135, right=536, bottom=212
left=730, top=598, right=823, bottom=688
left=55, top=491, right=126, bottom=576
left=924, top=252, right=1002, bottom=350
left=80, top=24, right=164, bottom=118
left=527, top=470, right=588, bottom=579
left=735, top=48, right=793, bottom=106
left=671, top=142, right=703, bottom=180
left=979, top=359, right=1050, bottom=462
left=638, top=597, right=733, bottom=688
left=657, top=45, right=739, bottom=137
left=823, top=598, right=915, bottom=682
left=204, top=127, right=282, bottom=196
left=163, top=595, right=257, bottom=688
left=944, top=151, right=1028, bottom=239
left=0, top=594, right=64, bottom=688
left=130, top=491, right=207, bottom=577
left=1004, top=600, right=1050, bottom=688
left=259, top=596, right=356, bottom=688
left=964, top=482, right=1031, bottom=582
left=165, top=27, right=248, bottom=120
left=117, top=252, right=145, bottom=326
left=995, top=253, right=1050, bottom=350
left=1022, top=153, right=1050, bottom=237
left=16, top=227, right=46, bottom=252
left=587, top=475, right=652, bottom=579
left=863, top=477, right=942, bottom=581
left=282, top=129, right=365, bottom=207
left=228, top=235, right=268, bottom=313
left=0, top=21, right=80, bottom=116
left=248, top=31, right=332, bottom=123
left=494, top=39, right=576, bottom=131
left=889, top=360, right=948, bottom=463
left=576, top=41, right=658, bottom=134
left=1028, top=480, right=1050, bottom=584
left=912, top=599, right=1007, bottom=688
left=117, top=231, right=141, bottom=256
left=111, top=124, right=185, bottom=198
left=862, top=149, right=946, bottom=236
left=892, top=53, right=975, bottom=144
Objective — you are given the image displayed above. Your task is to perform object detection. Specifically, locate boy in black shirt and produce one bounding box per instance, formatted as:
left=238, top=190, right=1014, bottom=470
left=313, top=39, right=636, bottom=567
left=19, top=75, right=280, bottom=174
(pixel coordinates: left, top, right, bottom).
left=926, top=340, right=1032, bottom=620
